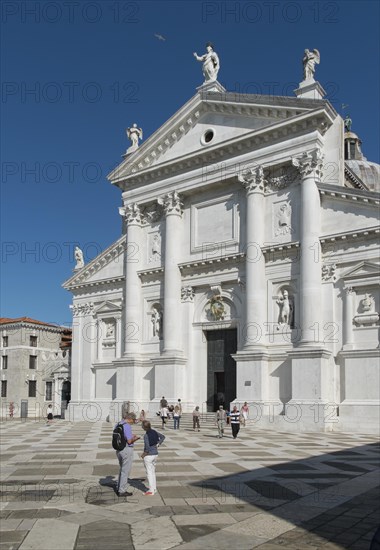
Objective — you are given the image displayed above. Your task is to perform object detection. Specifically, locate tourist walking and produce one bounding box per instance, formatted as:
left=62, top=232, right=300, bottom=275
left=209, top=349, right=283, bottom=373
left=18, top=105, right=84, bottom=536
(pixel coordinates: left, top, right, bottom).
left=192, top=406, right=201, bottom=431
left=160, top=396, right=168, bottom=408
left=160, top=406, right=169, bottom=429
left=230, top=405, right=241, bottom=439
left=46, top=404, right=53, bottom=424
left=241, top=402, right=249, bottom=426
left=114, top=411, right=140, bottom=497
left=141, top=420, right=165, bottom=495
left=215, top=405, right=226, bottom=438
left=139, top=409, right=146, bottom=423
left=173, top=404, right=181, bottom=430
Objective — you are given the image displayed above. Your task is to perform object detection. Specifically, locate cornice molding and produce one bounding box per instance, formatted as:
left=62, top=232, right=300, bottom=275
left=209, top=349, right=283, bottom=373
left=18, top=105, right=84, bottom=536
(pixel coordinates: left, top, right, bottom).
left=320, top=226, right=380, bottom=248
left=110, top=104, right=334, bottom=189
left=344, top=164, right=368, bottom=191
left=319, top=183, right=379, bottom=206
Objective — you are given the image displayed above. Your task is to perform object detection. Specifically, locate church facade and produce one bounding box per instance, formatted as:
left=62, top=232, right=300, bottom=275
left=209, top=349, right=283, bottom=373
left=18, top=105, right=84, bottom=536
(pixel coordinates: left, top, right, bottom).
left=64, top=61, right=379, bottom=432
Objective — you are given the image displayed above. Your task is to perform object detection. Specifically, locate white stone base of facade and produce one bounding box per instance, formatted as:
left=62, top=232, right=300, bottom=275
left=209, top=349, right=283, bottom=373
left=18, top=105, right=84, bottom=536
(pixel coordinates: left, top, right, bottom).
left=337, top=400, right=380, bottom=433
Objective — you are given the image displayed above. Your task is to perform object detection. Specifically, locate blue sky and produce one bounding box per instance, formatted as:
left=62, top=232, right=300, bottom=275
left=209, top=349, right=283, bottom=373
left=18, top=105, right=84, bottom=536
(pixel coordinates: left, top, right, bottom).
left=1, top=0, right=379, bottom=326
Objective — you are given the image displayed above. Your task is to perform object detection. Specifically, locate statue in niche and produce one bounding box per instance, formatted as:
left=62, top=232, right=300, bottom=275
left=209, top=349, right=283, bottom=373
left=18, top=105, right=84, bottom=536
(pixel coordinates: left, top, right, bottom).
left=275, top=202, right=293, bottom=236
left=105, top=321, right=115, bottom=339
left=276, top=290, right=294, bottom=327
left=193, top=42, right=220, bottom=83
left=361, top=293, right=375, bottom=313
left=74, top=246, right=84, bottom=269
left=151, top=307, right=162, bottom=338
left=302, top=49, right=320, bottom=81
left=149, top=234, right=161, bottom=263
left=126, top=123, right=143, bottom=148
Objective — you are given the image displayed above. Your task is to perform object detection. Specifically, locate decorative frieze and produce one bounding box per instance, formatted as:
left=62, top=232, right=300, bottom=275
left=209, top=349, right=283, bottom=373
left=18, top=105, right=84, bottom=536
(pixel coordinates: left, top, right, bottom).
left=71, top=303, right=94, bottom=317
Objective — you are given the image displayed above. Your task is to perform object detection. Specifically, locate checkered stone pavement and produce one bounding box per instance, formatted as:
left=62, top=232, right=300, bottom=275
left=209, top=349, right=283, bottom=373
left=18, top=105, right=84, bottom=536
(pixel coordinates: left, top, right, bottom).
left=0, top=418, right=379, bottom=549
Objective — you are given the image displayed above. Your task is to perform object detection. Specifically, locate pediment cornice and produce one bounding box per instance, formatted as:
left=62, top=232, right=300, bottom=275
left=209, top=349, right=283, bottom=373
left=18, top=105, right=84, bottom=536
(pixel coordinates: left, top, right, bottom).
left=63, top=236, right=125, bottom=290
left=108, top=91, right=335, bottom=190
left=341, top=261, right=380, bottom=280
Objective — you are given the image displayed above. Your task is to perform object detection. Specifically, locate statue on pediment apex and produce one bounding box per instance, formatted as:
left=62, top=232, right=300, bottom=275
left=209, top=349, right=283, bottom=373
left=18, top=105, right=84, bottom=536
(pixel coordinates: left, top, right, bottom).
left=126, top=123, right=143, bottom=148
left=74, top=246, right=84, bottom=269
left=302, top=48, right=320, bottom=81
left=193, top=42, right=220, bottom=83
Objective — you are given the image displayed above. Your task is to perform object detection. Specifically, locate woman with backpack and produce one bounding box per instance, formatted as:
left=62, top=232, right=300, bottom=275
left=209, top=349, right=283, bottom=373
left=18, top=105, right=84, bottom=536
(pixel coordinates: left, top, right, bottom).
left=141, top=420, right=165, bottom=496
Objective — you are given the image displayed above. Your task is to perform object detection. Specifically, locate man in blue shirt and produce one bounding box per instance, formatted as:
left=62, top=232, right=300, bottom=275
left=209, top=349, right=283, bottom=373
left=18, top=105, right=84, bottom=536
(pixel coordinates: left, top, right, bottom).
left=115, top=411, right=140, bottom=497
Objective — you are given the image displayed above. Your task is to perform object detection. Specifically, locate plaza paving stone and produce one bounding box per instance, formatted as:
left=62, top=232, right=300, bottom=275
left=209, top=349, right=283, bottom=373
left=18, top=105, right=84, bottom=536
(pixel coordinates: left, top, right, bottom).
left=0, top=419, right=379, bottom=549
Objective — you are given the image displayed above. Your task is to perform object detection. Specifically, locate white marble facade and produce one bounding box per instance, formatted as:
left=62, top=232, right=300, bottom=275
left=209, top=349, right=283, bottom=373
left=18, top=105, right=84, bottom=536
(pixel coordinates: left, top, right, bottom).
left=64, top=77, right=379, bottom=433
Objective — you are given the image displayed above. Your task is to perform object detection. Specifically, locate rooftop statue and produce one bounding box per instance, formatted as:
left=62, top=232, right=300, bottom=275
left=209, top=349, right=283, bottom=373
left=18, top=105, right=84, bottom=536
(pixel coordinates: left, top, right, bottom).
left=344, top=114, right=352, bottom=132
left=193, top=42, right=220, bottom=83
left=126, top=123, right=143, bottom=149
left=302, top=49, right=320, bottom=81
left=74, top=246, right=84, bottom=269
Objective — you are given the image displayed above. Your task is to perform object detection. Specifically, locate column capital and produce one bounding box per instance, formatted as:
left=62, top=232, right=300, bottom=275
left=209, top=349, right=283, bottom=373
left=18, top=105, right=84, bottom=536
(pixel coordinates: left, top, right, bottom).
left=158, top=191, right=183, bottom=216
left=119, top=203, right=145, bottom=226
left=292, top=149, right=324, bottom=180
left=238, top=165, right=266, bottom=194
left=345, top=286, right=356, bottom=296
left=181, top=286, right=195, bottom=303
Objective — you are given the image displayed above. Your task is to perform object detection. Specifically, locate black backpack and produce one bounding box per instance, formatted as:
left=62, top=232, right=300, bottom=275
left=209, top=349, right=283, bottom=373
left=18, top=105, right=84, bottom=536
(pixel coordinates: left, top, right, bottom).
left=112, top=422, right=127, bottom=451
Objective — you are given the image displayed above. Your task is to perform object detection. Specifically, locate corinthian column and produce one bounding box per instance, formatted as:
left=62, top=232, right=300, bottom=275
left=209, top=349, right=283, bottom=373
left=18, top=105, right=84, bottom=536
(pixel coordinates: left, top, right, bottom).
left=160, top=191, right=183, bottom=355
left=292, top=149, right=324, bottom=346
left=120, top=203, right=144, bottom=356
left=238, top=166, right=267, bottom=349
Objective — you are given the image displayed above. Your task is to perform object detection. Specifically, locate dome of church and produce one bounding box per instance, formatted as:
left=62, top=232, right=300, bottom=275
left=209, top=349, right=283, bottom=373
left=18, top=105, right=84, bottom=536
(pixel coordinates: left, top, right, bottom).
left=345, top=159, right=380, bottom=192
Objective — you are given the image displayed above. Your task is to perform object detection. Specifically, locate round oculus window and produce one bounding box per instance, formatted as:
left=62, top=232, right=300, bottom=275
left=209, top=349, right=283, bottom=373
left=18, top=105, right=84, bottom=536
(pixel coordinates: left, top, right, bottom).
left=201, top=129, right=215, bottom=145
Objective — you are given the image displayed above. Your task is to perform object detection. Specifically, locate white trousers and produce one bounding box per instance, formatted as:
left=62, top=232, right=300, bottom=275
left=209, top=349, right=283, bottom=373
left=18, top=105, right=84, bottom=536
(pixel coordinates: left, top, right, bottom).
left=143, top=454, right=158, bottom=493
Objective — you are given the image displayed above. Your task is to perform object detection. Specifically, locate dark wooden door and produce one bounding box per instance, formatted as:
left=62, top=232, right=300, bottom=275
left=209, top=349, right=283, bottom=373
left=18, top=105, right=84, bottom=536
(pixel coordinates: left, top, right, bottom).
left=206, top=329, right=237, bottom=411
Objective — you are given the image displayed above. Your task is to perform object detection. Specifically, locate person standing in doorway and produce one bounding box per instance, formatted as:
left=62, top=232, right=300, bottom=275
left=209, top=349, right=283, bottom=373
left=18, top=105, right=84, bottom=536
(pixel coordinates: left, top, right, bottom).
left=141, top=420, right=165, bottom=496
left=115, top=411, right=140, bottom=497
left=215, top=405, right=226, bottom=438
left=230, top=405, right=241, bottom=439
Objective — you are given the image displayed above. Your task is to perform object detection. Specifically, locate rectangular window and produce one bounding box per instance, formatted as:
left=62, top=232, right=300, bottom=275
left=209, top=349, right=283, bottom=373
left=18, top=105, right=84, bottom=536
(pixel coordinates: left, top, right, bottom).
left=45, top=381, right=53, bottom=401
left=3, top=336, right=8, bottom=347
left=28, top=380, right=37, bottom=397
left=1, top=380, right=7, bottom=397
left=29, top=355, right=37, bottom=369
left=2, top=356, right=8, bottom=369
left=30, top=335, right=38, bottom=347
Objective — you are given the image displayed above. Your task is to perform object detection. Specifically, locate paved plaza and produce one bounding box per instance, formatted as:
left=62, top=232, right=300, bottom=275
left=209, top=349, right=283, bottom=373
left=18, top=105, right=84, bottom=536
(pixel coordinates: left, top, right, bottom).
left=0, top=418, right=379, bottom=550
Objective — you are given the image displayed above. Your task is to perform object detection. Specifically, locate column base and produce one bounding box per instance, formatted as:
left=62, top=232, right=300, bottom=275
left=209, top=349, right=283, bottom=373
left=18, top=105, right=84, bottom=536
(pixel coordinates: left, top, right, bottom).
left=151, top=355, right=187, bottom=402
left=232, top=349, right=269, bottom=403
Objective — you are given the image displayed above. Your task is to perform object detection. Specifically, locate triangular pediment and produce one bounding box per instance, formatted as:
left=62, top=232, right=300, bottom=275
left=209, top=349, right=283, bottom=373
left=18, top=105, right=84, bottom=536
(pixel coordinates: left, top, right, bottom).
left=62, top=236, right=125, bottom=290
left=108, top=88, right=333, bottom=187
left=94, top=300, right=122, bottom=314
left=342, top=261, right=380, bottom=280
